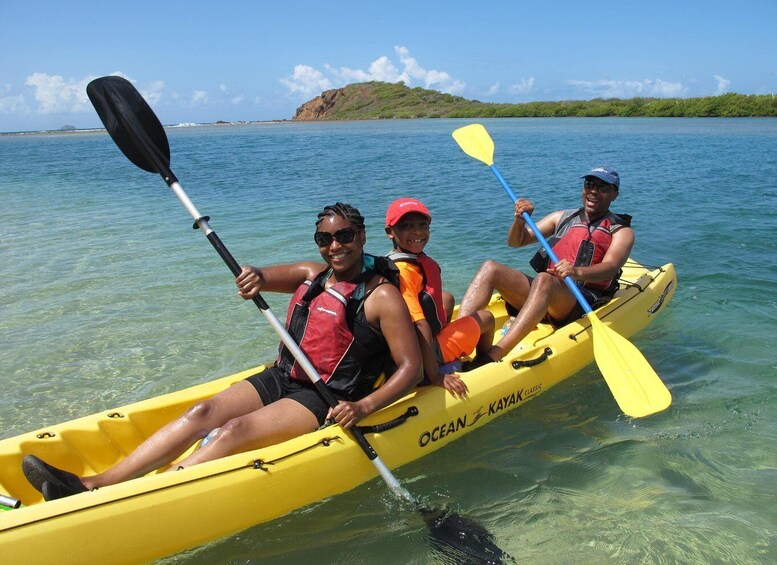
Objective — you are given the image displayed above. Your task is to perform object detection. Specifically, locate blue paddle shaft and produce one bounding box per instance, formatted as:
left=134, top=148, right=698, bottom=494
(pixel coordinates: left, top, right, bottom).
left=489, top=164, right=593, bottom=315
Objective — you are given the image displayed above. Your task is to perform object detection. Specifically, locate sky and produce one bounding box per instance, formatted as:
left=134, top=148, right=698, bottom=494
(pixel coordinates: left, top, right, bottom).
left=2, top=0, right=776, bottom=132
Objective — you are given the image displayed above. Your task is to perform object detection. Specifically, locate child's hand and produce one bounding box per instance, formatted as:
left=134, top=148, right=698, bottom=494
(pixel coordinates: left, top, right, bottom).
left=439, top=372, right=469, bottom=399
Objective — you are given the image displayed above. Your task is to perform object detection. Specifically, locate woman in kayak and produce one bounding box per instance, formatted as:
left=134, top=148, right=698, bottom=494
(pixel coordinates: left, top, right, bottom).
left=23, top=202, right=422, bottom=501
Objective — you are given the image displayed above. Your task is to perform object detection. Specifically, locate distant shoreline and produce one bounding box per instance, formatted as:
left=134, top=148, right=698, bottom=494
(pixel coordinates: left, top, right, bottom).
left=4, top=113, right=776, bottom=138
left=1, top=128, right=107, bottom=138
left=0, top=120, right=292, bottom=138
left=291, top=82, right=777, bottom=120
left=5, top=82, right=776, bottom=135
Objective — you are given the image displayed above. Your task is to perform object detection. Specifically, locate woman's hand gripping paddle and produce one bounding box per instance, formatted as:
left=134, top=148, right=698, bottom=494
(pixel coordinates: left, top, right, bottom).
left=86, top=77, right=512, bottom=564
left=452, top=123, right=671, bottom=418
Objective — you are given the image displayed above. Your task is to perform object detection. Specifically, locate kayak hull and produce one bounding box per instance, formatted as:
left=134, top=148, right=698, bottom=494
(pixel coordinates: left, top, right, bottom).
left=0, top=261, right=676, bottom=564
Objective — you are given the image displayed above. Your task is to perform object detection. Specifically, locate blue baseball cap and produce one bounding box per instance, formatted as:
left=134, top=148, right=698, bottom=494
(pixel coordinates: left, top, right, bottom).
left=583, top=165, right=620, bottom=189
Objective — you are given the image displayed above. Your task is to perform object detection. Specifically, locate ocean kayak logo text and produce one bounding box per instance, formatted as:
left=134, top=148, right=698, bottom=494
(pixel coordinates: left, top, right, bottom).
left=418, top=383, right=543, bottom=447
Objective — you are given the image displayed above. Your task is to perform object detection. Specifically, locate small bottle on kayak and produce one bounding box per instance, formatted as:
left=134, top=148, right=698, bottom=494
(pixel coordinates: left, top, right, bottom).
left=500, top=316, right=515, bottom=336
left=197, top=428, right=220, bottom=450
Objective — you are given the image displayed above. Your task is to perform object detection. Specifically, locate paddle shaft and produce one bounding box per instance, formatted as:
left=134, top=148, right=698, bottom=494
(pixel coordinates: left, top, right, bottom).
left=87, top=84, right=511, bottom=559
left=0, top=494, right=21, bottom=509
left=489, top=164, right=594, bottom=314
left=109, top=103, right=412, bottom=500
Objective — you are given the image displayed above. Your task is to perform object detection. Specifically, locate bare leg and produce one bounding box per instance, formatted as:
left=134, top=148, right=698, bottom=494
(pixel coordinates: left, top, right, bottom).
left=442, top=291, right=455, bottom=323
left=458, top=260, right=532, bottom=318
left=486, top=273, right=578, bottom=360
left=82, top=381, right=264, bottom=489
left=471, top=310, right=496, bottom=354
left=172, top=398, right=319, bottom=468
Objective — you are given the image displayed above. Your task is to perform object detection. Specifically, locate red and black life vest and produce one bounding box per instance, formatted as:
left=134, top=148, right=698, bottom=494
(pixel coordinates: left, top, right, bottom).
left=549, top=208, right=631, bottom=292
left=531, top=208, right=631, bottom=294
left=388, top=250, right=447, bottom=335
left=276, top=254, right=398, bottom=399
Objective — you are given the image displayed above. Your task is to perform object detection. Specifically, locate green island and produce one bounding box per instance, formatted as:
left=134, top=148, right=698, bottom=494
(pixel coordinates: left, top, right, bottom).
left=293, top=81, right=777, bottom=120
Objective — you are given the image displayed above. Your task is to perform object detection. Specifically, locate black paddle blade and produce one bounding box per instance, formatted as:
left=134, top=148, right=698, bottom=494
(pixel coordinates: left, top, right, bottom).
left=421, top=506, right=514, bottom=564
left=86, top=76, right=175, bottom=183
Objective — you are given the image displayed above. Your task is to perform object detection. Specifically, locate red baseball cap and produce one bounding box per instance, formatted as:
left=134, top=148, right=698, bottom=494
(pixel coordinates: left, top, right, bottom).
left=385, top=198, right=432, bottom=227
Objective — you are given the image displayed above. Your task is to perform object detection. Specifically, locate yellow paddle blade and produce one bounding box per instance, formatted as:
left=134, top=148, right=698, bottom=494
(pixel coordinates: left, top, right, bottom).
left=452, top=124, right=495, bottom=166
left=589, top=315, right=672, bottom=417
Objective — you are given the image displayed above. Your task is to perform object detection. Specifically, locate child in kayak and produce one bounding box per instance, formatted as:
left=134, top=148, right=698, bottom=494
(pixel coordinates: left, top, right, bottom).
left=385, top=198, right=495, bottom=398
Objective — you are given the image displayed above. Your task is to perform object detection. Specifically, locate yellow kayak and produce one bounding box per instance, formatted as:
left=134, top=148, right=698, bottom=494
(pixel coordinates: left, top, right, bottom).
left=0, top=260, right=676, bottom=564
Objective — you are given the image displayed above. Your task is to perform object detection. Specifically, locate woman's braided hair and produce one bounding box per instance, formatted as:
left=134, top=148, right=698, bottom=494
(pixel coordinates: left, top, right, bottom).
left=316, top=202, right=365, bottom=230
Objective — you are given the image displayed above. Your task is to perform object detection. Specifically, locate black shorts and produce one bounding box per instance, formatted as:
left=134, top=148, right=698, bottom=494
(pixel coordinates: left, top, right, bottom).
left=505, top=274, right=612, bottom=327
left=246, top=366, right=343, bottom=426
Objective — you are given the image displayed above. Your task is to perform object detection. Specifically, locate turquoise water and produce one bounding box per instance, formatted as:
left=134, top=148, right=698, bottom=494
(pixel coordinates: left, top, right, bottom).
left=2, top=118, right=776, bottom=563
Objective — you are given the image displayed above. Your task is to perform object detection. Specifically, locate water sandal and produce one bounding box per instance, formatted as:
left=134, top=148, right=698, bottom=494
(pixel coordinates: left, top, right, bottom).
left=22, top=455, right=87, bottom=500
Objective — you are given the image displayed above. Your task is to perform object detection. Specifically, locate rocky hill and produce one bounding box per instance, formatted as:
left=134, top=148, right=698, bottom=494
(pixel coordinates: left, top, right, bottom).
left=292, top=82, right=777, bottom=120
left=293, top=82, right=479, bottom=120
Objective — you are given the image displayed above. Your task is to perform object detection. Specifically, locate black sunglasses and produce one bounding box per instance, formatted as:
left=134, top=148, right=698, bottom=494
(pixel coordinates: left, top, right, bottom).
left=314, top=227, right=358, bottom=247
left=583, top=179, right=616, bottom=192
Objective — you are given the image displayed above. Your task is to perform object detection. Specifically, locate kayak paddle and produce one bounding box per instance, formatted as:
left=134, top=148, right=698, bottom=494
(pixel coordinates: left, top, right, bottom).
left=452, top=123, right=671, bottom=418
left=0, top=494, right=21, bottom=510
left=87, top=76, right=511, bottom=564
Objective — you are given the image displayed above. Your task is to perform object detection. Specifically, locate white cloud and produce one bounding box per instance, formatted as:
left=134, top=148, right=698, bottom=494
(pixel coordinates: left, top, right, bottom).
left=485, top=82, right=500, bottom=96
left=1, top=72, right=166, bottom=120
left=231, top=95, right=245, bottom=105
left=324, top=64, right=372, bottom=84
left=325, top=56, right=406, bottom=84
left=280, top=46, right=465, bottom=98
left=509, top=78, right=535, bottom=95
left=567, top=78, right=686, bottom=98
left=191, top=90, right=208, bottom=105
left=24, top=73, right=93, bottom=114
left=369, top=56, right=405, bottom=82
left=220, top=84, right=228, bottom=93
left=279, top=65, right=333, bottom=98
left=0, top=90, right=26, bottom=114
left=713, top=74, right=731, bottom=95
left=394, top=46, right=464, bottom=94
left=140, top=80, right=165, bottom=105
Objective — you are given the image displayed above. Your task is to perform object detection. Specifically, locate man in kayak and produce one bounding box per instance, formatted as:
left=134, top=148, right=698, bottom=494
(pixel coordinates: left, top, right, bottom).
left=456, top=166, right=634, bottom=369
left=385, top=198, right=495, bottom=398
left=22, top=203, right=422, bottom=501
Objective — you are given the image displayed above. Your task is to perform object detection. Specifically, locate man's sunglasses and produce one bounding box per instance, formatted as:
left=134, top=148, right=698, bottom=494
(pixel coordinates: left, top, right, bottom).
left=583, top=179, right=616, bottom=193
left=313, top=227, right=358, bottom=247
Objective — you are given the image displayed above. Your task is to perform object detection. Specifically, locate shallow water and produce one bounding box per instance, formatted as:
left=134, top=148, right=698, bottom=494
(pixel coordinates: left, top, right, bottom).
left=2, top=118, right=776, bottom=563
